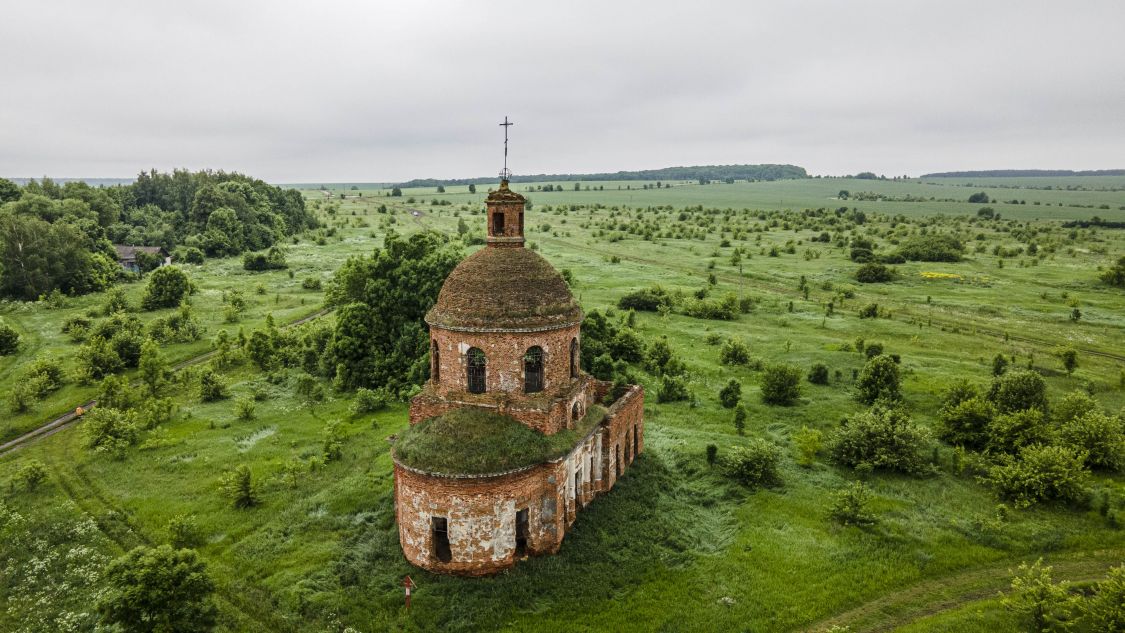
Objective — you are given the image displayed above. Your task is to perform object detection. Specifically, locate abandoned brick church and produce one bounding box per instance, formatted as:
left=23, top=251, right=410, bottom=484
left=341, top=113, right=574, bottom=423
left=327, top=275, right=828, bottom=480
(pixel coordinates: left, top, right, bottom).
left=391, top=178, right=645, bottom=575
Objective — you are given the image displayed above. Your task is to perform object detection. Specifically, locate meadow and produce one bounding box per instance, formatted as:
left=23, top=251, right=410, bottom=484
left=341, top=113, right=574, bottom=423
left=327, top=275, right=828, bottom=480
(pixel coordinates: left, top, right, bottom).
left=2, top=174, right=1124, bottom=632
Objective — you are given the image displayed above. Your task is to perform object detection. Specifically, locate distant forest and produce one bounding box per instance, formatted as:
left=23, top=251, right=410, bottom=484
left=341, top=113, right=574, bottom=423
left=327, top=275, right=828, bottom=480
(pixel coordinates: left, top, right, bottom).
left=0, top=170, right=316, bottom=300
left=397, top=164, right=808, bottom=188
left=922, top=169, right=1125, bottom=178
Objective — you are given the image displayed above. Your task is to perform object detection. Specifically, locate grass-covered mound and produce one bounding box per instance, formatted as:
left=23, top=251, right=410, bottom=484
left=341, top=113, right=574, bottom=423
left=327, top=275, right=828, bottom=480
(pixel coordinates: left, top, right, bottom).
left=394, top=405, right=606, bottom=475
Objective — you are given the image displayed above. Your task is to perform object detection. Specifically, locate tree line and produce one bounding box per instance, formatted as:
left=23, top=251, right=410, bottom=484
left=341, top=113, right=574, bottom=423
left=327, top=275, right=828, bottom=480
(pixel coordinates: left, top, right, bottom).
left=0, top=171, right=317, bottom=300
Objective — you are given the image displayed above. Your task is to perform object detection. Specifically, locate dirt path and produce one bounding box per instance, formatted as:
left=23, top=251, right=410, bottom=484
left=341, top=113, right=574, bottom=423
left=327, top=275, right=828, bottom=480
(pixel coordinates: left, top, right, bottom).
left=0, top=307, right=332, bottom=459
left=802, top=549, right=1124, bottom=632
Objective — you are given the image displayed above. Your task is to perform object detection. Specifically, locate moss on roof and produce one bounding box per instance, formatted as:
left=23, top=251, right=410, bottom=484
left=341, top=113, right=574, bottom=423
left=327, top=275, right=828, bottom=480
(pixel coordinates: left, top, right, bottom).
left=394, top=405, right=607, bottom=476
left=426, top=247, right=582, bottom=330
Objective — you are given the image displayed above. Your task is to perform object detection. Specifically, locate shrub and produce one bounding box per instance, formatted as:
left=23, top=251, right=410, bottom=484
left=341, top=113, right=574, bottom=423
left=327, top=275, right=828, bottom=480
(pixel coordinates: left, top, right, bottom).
left=242, top=246, right=287, bottom=271
left=988, top=369, right=1048, bottom=414
left=1082, top=564, right=1125, bottom=631
left=102, top=287, right=132, bottom=315
left=719, top=337, right=751, bottom=366
left=704, top=332, right=723, bottom=346
left=83, top=408, right=140, bottom=459
left=235, top=396, right=256, bottom=421
left=992, top=353, right=1009, bottom=376
left=97, top=545, right=216, bottom=633
left=858, top=303, right=879, bottom=319
left=682, top=293, right=739, bottom=320
left=221, top=465, right=259, bottom=508
left=645, top=338, right=675, bottom=374
left=351, top=387, right=389, bottom=414
left=1100, top=255, right=1125, bottom=288
left=322, top=420, right=346, bottom=462
left=986, top=444, right=1090, bottom=508
left=617, top=285, right=673, bottom=312
left=98, top=374, right=136, bottom=411
left=718, top=379, right=742, bottom=409
left=141, top=266, right=190, bottom=310
left=828, top=482, right=878, bottom=526
left=706, top=444, right=718, bottom=467
left=1001, top=559, right=1072, bottom=632
left=760, top=363, right=802, bottom=406
left=140, top=398, right=175, bottom=430
left=793, top=426, right=822, bottom=467
left=855, top=263, right=895, bottom=283
left=175, top=246, right=205, bottom=265
left=13, top=460, right=48, bottom=492
left=807, top=363, right=829, bottom=385
left=733, top=405, right=747, bottom=435
left=302, top=277, right=323, bottom=290
left=856, top=355, right=901, bottom=404
left=1053, top=390, right=1098, bottom=425
left=896, top=234, right=964, bottom=262
left=198, top=367, right=228, bottom=402
left=0, top=321, right=20, bottom=355
left=657, top=374, right=691, bottom=403
left=718, top=439, right=782, bottom=488
left=829, top=405, right=931, bottom=475
left=167, top=514, right=205, bottom=549
left=23, top=356, right=65, bottom=397
left=938, top=396, right=995, bottom=449
left=987, top=409, right=1053, bottom=455
left=1059, top=410, right=1125, bottom=471
left=863, top=342, right=884, bottom=359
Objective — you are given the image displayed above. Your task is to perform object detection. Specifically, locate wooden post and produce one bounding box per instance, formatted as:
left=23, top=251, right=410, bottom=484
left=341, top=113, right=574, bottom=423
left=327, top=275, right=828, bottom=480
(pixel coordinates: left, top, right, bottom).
left=403, top=575, right=415, bottom=610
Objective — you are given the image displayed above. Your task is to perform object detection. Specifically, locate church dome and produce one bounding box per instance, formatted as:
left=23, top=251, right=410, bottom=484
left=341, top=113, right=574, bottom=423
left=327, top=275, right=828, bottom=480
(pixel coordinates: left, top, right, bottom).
left=426, top=246, right=582, bottom=331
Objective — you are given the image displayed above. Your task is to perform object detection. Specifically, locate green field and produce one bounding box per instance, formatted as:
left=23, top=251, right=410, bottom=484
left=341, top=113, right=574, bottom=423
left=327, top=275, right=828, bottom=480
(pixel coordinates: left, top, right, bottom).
left=2, top=175, right=1125, bottom=632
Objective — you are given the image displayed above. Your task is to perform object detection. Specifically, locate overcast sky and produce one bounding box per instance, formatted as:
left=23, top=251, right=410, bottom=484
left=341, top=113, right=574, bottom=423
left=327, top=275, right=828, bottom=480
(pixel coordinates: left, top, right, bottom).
left=2, top=0, right=1123, bottom=182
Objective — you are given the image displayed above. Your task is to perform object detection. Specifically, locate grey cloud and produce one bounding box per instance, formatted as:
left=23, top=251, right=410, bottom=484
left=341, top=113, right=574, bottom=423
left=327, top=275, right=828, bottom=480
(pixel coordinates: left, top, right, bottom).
left=2, top=0, right=1123, bottom=181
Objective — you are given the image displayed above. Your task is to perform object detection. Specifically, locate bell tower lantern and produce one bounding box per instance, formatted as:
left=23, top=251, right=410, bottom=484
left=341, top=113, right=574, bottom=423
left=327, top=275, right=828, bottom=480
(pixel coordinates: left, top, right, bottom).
left=486, top=180, right=525, bottom=247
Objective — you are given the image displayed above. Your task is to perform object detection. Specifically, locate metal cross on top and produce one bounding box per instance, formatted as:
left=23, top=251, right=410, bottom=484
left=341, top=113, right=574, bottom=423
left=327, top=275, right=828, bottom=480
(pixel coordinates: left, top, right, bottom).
left=499, top=116, right=513, bottom=180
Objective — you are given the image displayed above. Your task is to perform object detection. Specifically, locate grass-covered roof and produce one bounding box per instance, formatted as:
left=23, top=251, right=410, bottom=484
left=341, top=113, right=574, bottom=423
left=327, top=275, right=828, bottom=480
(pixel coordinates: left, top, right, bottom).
left=394, top=405, right=606, bottom=476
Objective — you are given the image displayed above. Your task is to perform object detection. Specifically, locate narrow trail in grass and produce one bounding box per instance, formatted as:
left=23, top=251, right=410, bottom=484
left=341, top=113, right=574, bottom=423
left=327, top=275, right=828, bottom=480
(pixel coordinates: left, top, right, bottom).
left=39, top=417, right=295, bottom=632
left=802, top=549, right=1125, bottom=633
left=536, top=235, right=1125, bottom=363
left=0, top=307, right=332, bottom=459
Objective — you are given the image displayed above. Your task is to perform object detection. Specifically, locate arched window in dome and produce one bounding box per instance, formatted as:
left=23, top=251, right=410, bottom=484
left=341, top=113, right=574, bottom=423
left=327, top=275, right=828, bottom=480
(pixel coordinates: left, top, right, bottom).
left=492, top=212, right=505, bottom=236
left=569, top=337, right=579, bottom=379
left=572, top=401, right=582, bottom=424
left=524, top=346, right=544, bottom=393
left=467, top=347, right=486, bottom=393
left=431, top=340, right=440, bottom=384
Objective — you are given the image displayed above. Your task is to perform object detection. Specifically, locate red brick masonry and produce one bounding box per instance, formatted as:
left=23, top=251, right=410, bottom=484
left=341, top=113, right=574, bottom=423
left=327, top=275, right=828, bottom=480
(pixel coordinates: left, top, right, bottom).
left=393, top=384, right=644, bottom=575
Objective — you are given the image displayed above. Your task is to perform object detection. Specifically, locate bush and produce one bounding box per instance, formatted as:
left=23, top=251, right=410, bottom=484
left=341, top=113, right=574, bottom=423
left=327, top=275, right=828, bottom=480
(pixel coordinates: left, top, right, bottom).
left=657, top=374, right=691, bottom=403
left=1053, top=390, right=1098, bottom=425
left=938, top=396, right=995, bottom=449
left=175, top=246, right=205, bottom=265
left=987, top=409, right=1053, bottom=455
left=322, top=420, right=345, bottom=461
left=221, top=465, right=259, bottom=508
left=896, top=234, right=963, bottom=262
left=301, top=277, right=323, bottom=290
left=760, top=363, right=802, bottom=406
left=1100, top=255, right=1125, bottom=288
left=807, top=363, right=829, bottom=385
left=828, top=405, right=931, bottom=475
left=856, top=355, right=901, bottom=404
left=1059, top=410, right=1125, bottom=471
left=793, top=426, right=822, bottom=467
left=718, top=439, right=782, bottom=488
left=992, top=353, right=1009, bottom=376
left=198, top=367, right=228, bottom=402
left=1082, top=564, right=1125, bottom=631
left=97, top=545, right=216, bottom=633
left=718, top=379, right=742, bottom=408
left=855, top=263, right=895, bottom=283
left=617, top=285, right=673, bottom=312
left=235, top=396, right=256, bottom=421
left=167, top=514, right=205, bottom=549
left=13, top=460, right=48, bottom=492
left=719, top=337, right=751, bottom=366
left=1001, top=559, right=1071, bottom=632
left=83, top=408, right=140, bottom=459
left=863, top=342, right=884, bottom=359
left=828, top=482, right=878, bottom=526
left=242, top=246, right=287, bottom=271
left=351, top=387, right=389, bottom=415
left=986, top=444, right=1090, bottom=508
left=0, top=320, right=20, bottom=355
left=98, top=374, right=136, bottom=411
left=140, top=266, right=190, bottom=310
left=681, top=293, right=739, bottom=320
left=858, top=303, right=879, bottom=319
left=988, top=369, right=1048, bottom=414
